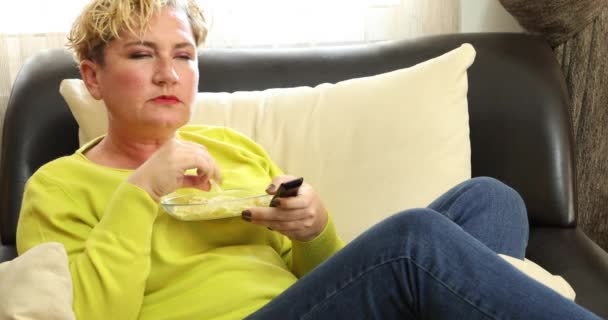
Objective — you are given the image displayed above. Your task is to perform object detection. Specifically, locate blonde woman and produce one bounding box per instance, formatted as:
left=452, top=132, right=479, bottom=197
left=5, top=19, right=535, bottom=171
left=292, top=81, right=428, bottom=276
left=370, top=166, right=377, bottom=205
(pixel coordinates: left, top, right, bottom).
left=15, top=0, right=601, bottom=319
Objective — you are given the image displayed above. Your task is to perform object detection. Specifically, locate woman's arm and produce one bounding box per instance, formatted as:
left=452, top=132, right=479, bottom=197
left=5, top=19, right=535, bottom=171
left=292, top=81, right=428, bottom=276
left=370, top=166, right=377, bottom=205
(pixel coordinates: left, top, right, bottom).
left=280, top=216, right=345, bottom=278
left=17, top=171, right=157, bottom=320
left=16, top=137, right=220, bottom=320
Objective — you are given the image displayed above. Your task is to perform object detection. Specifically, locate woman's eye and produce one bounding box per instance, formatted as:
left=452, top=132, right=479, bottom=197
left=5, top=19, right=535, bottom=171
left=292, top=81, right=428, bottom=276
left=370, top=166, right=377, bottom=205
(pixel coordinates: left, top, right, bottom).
left=129, top=52, right=152, bottom=59
left=176, top=54, right=193, bottom=60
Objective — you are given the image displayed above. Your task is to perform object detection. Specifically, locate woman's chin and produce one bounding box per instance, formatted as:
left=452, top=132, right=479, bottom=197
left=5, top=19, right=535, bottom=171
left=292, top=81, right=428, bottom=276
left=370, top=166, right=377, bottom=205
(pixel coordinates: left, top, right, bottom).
left=141, top=106, right=191, bottom=127
left=147, top=115, right=190, bottom=131
left=160, top=120, right=189, bottom=132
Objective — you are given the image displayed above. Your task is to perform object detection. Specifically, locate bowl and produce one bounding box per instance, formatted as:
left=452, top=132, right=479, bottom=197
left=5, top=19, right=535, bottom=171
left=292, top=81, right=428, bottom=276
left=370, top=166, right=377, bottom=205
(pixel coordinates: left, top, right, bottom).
left=161, top=189, right=273, bottom=221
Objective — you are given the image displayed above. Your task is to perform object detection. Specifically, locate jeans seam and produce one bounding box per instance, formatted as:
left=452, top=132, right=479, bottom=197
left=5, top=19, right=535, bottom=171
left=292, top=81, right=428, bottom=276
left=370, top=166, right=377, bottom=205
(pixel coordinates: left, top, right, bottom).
left=301, top=255, right=498, bottom=320
left=432, top=180, right=480, bottom=221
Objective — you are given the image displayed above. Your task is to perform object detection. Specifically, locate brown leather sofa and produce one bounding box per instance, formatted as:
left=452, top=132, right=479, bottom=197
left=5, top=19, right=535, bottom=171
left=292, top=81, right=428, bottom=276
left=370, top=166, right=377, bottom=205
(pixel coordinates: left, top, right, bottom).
left=1, top=33, right=607, bottom=317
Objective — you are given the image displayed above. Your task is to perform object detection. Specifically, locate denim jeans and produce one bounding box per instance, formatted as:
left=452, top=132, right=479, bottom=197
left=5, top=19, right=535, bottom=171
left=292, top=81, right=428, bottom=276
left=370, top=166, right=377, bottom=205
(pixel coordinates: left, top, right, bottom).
left=246, top=177, right=601, bottom=319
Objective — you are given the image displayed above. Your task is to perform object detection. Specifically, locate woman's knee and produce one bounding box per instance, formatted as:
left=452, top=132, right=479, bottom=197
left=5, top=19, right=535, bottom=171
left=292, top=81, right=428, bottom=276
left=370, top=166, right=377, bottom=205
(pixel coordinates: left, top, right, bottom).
left=351, top=209, right=484, bottom=265
left=469, top=178, right=530, bottom=246
left=469, top=177, right=527, bottom=218
left=382, top=209, right=452, bottom=239
left=468, top=177, right=521, bottom=201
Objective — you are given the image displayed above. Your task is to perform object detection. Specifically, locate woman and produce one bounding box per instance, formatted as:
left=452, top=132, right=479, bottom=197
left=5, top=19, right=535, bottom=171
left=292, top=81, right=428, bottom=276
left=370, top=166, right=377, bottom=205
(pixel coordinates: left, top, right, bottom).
left=15, top=0, right=601, bottom=319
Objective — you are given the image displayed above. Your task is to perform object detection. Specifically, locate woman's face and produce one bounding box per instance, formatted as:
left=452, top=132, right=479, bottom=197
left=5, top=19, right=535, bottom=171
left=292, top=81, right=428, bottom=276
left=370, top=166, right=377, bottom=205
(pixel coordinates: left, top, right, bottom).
left=82, top=7, right=199, bottom=136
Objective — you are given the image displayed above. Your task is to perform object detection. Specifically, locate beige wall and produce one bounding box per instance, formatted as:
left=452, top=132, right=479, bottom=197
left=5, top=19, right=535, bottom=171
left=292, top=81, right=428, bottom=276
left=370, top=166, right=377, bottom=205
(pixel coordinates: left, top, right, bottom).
left=461, top=0, right=523, bottom=33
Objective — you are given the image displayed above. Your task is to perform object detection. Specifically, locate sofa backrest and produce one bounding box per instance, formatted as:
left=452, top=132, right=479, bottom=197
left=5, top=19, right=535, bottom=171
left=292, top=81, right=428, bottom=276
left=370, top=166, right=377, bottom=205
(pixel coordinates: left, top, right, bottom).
left=0, top=33, right=576, bottom=246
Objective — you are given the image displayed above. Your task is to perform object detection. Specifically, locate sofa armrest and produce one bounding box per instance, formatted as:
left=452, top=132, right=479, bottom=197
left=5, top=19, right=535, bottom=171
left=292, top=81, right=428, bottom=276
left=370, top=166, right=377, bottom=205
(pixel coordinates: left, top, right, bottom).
left=527, top=227, right=608, bottom=318
left=0, top=243, right=17, bottom=263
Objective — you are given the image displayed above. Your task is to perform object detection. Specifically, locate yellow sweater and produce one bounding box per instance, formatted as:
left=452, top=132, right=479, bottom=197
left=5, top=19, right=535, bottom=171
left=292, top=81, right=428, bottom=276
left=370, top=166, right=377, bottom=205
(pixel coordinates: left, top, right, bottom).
left=16, top=125, right=344, bottom=320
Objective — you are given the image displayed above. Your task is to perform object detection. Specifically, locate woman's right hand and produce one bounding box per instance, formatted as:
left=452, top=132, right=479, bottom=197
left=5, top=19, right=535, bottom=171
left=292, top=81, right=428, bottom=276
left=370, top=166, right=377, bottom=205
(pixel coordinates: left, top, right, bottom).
left=127, top=139, right=221, bottom=201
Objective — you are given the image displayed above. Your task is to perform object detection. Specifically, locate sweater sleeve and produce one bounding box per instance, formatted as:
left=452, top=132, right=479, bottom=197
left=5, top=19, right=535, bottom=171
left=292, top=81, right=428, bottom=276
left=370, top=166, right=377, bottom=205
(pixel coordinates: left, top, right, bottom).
left=281, top=215, right=345, bottom=278
left=239, top=132, right=345, bottom=277
left=16, top=171, right=158, bottom=320
left=217, top=127, right=345, bottom=277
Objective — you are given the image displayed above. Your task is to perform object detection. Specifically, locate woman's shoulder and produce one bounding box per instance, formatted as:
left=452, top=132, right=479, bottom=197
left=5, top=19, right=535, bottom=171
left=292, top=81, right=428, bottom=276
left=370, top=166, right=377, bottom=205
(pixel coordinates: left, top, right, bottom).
left=178, top=125, right=276, bottom=163
left=178, top=124, right=251, bottom=139
left=178, top=124, right=261, bottom=148
left=30, top=153, right=97, bottom=183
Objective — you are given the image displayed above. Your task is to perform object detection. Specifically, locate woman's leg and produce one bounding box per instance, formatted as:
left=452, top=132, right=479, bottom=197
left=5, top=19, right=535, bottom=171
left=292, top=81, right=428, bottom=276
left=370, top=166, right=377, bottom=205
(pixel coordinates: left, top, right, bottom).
left=247, top=209, right=600, bottom=320
left=427, top=176, right=529, bottom=258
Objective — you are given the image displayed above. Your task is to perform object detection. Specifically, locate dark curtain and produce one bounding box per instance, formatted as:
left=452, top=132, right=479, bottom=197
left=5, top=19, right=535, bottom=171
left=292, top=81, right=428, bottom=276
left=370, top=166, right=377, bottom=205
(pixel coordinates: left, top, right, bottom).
left=499, top=0, right=608, bottom=250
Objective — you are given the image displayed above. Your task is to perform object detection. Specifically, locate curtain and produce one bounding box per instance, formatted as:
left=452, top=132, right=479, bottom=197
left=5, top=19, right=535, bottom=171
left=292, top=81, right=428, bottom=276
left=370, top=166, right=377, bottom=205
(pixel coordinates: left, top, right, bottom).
left=0, top=32, right=68, bottom=132
left=0, top=0, right=460, bottom=150
left=201, top=0, right=460, bottom=48
left=499, top=0, right=608, bottom=250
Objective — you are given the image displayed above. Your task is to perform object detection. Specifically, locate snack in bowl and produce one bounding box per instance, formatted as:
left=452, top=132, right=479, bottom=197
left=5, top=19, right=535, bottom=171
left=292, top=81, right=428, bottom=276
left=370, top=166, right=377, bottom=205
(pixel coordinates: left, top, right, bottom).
left=161, top=189, right=272, bottom=221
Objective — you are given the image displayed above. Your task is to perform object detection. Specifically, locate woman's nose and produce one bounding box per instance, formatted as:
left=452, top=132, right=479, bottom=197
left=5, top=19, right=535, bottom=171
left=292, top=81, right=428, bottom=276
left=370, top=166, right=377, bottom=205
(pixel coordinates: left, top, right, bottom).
left=153, top=58, right=179, bottom=85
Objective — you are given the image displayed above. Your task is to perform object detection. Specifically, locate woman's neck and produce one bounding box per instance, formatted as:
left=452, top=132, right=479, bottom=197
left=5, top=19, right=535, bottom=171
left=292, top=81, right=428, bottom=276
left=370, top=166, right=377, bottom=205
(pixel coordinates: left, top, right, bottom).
left=85, top=128, right=175, bottom=169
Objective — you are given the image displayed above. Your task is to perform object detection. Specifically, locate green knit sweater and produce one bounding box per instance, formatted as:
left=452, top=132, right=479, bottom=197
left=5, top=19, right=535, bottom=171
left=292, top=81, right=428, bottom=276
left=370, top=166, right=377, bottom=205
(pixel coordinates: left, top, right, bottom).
left=17, top=125, right=344, bottom=320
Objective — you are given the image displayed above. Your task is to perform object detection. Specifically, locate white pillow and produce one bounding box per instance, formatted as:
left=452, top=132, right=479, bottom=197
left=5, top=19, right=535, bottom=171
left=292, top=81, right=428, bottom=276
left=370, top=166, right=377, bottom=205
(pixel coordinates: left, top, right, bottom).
left=499, top=254, right=576, bottom=300
left=61, top=44, right=475, bottom=242
left=0, top=242, right=75, bottom=320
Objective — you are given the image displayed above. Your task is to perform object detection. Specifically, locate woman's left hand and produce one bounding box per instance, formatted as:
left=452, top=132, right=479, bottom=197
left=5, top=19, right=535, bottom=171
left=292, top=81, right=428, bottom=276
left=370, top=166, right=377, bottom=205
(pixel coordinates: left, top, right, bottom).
left=242, top=175, right=328, bottom=242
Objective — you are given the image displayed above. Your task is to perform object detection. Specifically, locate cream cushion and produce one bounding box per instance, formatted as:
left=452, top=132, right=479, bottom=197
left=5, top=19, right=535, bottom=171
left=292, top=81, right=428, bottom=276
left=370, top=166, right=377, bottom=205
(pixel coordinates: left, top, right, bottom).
left=0, top=242, right=75, bottom=319
left=499, top=254, right=575, bottom=300
left=61, top=43, right=474, bottom=242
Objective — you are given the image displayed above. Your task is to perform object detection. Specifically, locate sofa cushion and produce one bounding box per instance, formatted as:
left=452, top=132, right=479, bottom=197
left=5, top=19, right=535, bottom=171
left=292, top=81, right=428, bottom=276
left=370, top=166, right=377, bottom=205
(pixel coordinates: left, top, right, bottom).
left=60, top=43, right=474, bottom=242
left=0, top=242, right=75, bottom=320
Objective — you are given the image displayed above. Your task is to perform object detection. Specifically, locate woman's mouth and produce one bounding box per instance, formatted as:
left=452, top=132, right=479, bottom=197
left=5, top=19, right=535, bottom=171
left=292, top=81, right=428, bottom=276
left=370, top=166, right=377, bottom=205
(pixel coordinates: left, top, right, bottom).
left=152, top=95, right=180, bottom=105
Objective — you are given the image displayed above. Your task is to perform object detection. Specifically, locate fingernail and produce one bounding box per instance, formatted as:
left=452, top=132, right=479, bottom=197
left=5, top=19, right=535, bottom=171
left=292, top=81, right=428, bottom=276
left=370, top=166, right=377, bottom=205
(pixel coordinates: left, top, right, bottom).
left=266, top=184, right=276, bottom=193
left=270, top=198, right=280, bottom=207
left=241, top=210, right=251, bottom=221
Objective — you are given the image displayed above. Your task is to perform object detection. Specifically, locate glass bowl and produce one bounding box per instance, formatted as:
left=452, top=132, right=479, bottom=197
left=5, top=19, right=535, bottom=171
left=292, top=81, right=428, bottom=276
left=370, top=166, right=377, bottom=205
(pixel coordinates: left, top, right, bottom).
left=161, top=189, right=272, bottom=221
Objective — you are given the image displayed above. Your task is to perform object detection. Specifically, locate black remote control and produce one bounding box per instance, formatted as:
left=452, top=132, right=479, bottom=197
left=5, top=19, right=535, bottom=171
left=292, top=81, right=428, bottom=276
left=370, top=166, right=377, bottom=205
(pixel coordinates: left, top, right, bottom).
left=270, top=177, right=304, bottom=207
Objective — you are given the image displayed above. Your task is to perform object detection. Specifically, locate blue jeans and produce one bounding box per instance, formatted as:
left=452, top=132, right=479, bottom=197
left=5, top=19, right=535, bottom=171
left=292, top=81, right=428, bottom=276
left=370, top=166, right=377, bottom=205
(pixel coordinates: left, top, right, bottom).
left=246, top=177, right=601, bottom=319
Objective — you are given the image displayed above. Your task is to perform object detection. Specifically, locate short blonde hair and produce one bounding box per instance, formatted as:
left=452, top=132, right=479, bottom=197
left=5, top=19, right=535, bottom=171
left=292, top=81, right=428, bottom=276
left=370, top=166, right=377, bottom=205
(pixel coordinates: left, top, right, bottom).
left=67, top=0, right=207, bottom=63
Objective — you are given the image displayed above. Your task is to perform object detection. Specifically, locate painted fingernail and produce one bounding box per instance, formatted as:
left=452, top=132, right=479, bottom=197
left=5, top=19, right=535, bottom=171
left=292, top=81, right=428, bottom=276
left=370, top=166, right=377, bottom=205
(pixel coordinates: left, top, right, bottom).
left=241, top=210, right=251, bottom=221
left=266, top=184, right=276, bottom=193
left=270, top=198, right=280, bottom=207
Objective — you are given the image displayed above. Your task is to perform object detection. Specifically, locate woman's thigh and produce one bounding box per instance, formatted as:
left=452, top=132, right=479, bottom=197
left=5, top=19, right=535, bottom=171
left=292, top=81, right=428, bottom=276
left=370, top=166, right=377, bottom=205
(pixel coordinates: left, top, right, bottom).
left=427, top=177, right=529, bottom=258
left=247, top=209, right=598, bottom=320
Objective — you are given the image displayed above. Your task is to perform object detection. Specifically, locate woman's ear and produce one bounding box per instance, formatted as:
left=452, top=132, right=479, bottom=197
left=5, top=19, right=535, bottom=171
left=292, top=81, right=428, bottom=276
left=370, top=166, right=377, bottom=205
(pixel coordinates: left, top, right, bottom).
left=80, top=60, right=103, bottom=100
